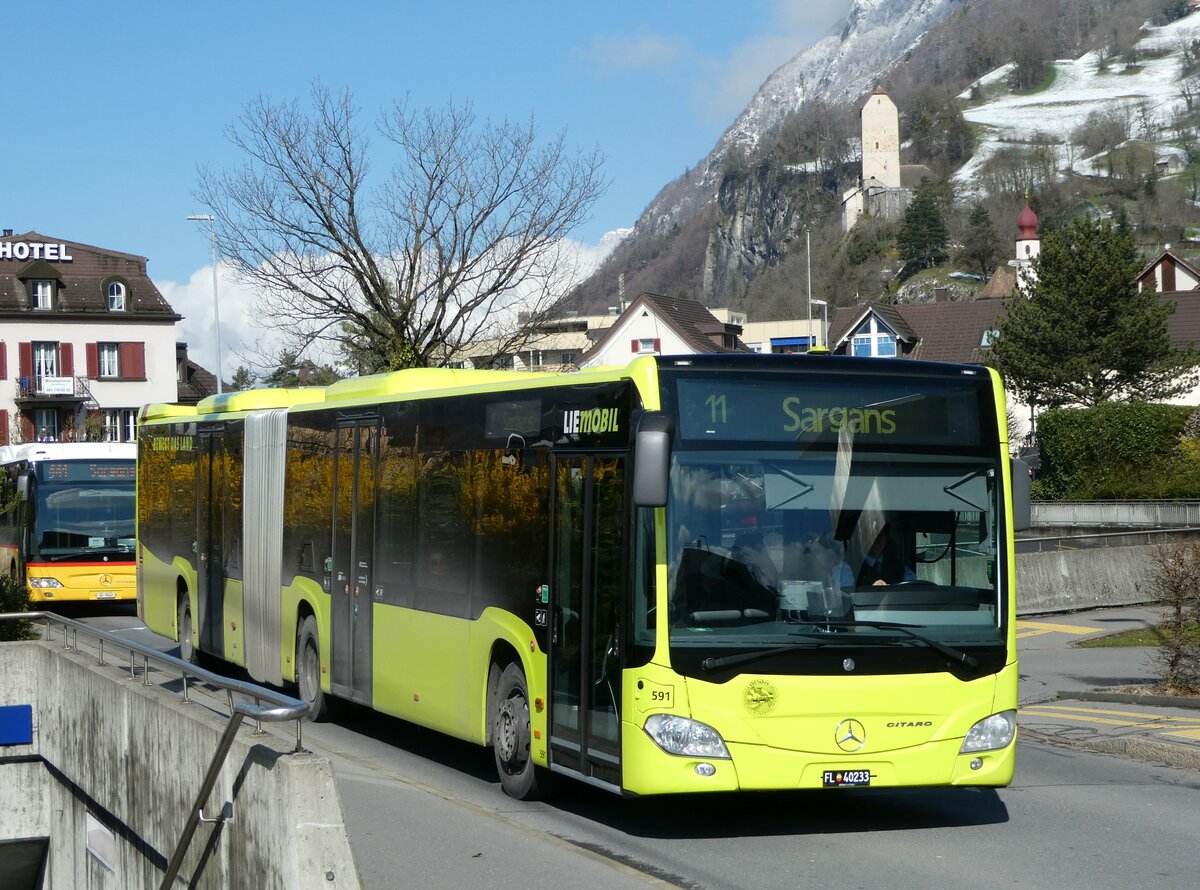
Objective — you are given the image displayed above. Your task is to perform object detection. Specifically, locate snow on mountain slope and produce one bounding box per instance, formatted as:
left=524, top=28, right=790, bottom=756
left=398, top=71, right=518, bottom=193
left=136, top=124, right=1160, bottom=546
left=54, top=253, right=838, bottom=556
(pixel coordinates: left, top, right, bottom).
left=955, top=14, right=1200, bottom=197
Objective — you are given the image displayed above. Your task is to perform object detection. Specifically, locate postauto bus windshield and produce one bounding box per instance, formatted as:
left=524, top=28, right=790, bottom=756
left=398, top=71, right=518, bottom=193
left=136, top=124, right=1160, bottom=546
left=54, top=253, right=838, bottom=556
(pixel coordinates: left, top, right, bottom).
left=660, top=365, right=1008, bottom=679
left=31, top=460, right=136, bottom=561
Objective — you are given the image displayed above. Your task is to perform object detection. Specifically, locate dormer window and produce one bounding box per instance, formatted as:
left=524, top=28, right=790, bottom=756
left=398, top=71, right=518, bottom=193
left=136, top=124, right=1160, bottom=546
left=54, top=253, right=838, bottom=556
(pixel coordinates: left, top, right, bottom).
left=32, top=280, right=53, bottom=310
left=851, top=316, right=898, bottom=357
left=107, top=282, right=126, bottom=311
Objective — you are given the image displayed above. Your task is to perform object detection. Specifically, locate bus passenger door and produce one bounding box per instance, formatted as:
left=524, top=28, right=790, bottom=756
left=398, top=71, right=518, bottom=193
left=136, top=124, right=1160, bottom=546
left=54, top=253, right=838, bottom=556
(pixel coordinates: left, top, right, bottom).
left=195, top=428, right=225, bottom=657
left=330, top=419, right=377, bottom=705
left=549, top=455, right=625, bottom=789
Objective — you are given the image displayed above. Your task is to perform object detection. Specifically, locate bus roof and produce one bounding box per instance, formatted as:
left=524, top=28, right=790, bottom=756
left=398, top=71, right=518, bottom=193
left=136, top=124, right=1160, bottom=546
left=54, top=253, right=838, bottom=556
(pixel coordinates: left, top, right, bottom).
left=197, top=386, right=328, bottom=415
left=0, top=441, right=137, bottom=466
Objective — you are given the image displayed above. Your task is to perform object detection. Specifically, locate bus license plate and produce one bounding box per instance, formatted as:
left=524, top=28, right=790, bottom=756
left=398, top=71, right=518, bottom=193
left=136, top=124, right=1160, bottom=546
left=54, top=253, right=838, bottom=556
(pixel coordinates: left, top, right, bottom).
left=823, top=769, right=870, bottom=787
left=95, top=592, right=117, bottom=600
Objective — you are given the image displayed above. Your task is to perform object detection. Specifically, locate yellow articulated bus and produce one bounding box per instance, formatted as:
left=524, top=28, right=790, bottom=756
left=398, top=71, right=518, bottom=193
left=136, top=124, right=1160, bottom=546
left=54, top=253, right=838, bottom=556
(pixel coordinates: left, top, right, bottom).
left=0, top=442, right=138, bottom=602
left=136, top=354, right=1029, bottom=798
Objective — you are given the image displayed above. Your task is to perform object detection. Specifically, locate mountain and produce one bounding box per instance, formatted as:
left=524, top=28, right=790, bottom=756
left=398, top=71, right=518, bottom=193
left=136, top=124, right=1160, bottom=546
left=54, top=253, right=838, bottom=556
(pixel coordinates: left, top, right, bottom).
left=569, top=0, right=1175, bottom=317
left=639, top=0, right=959, bottom=236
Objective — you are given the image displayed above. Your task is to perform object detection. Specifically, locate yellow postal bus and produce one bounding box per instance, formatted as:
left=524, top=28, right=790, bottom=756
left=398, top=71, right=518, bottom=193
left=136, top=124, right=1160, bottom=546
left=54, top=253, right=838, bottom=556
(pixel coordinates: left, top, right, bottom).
left=0, top=442, right=137, bottom=602
left=136, top=354, right=1028, bottom=798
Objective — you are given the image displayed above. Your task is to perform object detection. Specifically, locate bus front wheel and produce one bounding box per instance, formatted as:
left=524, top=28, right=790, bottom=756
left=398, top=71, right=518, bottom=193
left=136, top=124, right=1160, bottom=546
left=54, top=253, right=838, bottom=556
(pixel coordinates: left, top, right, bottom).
left=297, top=616, right=330, bottom=722
left=178, top=598, right=197, bottom=664
left=492, top=662, right=551, bottom=800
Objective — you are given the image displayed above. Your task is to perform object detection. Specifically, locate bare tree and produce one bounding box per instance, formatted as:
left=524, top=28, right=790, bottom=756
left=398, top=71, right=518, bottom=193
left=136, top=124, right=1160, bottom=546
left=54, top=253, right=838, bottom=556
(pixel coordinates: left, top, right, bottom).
left=197, top=84, right=606, bottom=371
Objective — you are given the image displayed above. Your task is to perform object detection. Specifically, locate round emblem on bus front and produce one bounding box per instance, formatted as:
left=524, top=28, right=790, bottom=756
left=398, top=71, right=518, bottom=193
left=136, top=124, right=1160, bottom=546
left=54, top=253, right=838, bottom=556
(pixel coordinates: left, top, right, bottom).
left=835, top=718, right=867, bottom=752
left=742, top=679, right=778, bottom=715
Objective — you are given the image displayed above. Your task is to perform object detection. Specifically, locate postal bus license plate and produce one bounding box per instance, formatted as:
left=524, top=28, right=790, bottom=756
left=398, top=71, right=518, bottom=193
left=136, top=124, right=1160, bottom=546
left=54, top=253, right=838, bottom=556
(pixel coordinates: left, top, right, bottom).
left=95, top=592, right=117, bottom=600
left=823, top=769, right=871, bottom=787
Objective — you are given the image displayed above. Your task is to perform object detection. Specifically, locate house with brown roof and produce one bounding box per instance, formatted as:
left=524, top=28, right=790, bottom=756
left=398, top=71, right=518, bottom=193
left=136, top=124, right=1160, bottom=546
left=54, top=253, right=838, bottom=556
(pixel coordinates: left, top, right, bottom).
left=1137, top=248, right=1200, bottom=293
left=578, top=292, right=750, bottom=367
left=0, top=230, right=182, bottom=443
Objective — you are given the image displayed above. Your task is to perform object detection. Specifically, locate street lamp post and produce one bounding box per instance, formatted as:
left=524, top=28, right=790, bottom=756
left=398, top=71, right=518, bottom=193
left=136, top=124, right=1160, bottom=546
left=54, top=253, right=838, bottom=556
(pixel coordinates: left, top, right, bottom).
left=186, top=214, right=223, bottom=394
left=805, top=229, right=812, bottom=351
left=811, top=299, right=828, bottom=349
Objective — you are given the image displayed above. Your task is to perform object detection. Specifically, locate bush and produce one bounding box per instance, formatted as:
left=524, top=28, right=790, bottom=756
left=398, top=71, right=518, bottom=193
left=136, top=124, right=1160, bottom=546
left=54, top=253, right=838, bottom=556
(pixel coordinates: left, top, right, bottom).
left=1152, top=542, right=1200, bottom=694
left=0, top=572, right=35, bottom=642
left=1033, top=402, right=1200, bottom=499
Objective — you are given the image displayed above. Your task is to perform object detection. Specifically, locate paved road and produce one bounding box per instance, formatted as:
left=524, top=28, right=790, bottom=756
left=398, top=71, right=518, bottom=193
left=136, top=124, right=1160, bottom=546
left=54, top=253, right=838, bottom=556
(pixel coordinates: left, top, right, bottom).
left=69, top=604, right=1200, bottom=889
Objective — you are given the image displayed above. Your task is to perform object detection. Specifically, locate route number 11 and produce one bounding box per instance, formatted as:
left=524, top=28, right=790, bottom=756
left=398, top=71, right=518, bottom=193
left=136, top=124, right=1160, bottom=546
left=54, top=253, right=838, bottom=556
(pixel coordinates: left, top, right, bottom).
left=706, top=393, right=727, bottom=425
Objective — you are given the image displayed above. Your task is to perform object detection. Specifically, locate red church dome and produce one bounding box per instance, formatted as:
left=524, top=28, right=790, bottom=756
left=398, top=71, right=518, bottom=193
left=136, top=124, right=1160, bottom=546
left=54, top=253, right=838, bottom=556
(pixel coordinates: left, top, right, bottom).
left=1017, top=202, right=1039, bottom=240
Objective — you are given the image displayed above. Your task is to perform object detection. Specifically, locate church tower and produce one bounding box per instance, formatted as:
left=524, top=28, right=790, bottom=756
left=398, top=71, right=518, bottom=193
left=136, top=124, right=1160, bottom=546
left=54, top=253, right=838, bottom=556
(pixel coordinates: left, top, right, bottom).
left=1014, top=197, right=1040, bottom=292
left=861, top=88, right=900, bottom=189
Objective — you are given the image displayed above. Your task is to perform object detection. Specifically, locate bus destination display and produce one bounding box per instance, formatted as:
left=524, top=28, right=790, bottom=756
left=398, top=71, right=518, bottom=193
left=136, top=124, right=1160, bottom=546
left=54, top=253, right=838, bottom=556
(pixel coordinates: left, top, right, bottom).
left=674, top=377, right=989, bottom=446
left=41, top=461, right=137, bottom=482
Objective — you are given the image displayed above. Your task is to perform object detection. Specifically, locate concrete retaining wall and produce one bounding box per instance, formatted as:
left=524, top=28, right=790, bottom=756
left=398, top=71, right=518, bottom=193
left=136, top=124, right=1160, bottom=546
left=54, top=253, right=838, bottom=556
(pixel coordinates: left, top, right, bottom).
left=1016, top=544, right=1159, bottom=614
left=0, top=641, right=357, bottom=889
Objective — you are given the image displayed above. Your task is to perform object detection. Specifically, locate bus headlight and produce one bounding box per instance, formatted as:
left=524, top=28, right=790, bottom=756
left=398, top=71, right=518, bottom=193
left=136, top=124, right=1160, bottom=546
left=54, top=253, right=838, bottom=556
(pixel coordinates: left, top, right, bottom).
left=643, top=714, right=731, bottom=759
left=29, top=578, right=64, bottom=588
left=960, top=710, right=1016, bottom=753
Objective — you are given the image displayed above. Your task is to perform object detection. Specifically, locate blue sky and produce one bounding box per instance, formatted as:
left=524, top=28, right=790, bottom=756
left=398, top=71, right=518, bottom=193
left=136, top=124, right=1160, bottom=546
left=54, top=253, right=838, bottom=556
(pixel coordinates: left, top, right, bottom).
left=5, top=0, right=848, bottom=374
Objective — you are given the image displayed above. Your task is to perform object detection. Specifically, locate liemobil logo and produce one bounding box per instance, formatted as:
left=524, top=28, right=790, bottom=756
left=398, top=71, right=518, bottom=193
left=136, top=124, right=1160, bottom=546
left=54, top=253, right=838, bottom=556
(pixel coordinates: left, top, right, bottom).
left=562, top=407, right=620, bottom=435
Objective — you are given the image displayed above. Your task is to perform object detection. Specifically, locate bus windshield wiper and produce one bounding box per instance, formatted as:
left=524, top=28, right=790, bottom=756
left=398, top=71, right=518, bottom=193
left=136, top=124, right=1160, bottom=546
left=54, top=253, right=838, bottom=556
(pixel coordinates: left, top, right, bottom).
left=699, top=620, right=978, bottom=672
left=817, top=619, right=979, bottom=669
left=47, top=546, right=133, bottom=562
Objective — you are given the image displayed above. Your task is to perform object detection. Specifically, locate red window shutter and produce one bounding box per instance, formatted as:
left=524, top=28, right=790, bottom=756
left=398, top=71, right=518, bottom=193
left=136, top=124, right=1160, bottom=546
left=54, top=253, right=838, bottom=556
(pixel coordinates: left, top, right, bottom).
left=631, top=339, right=639, bottom=353
left=60, top=343, right=74, bottom=377
left=18, top=342, right=32, bottom=379
left=0, top=342, right=6, bottom=379
left=119, top=342, right=146, bottom=379
left=653, top=338, right=661, bottom=352
left=86, top=343, right=99, bottom=379
left=0, top=410, right=7, bottom=446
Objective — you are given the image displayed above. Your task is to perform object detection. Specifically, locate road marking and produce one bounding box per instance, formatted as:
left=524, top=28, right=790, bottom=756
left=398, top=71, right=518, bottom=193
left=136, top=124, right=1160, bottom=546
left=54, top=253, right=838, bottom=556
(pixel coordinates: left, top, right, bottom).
left=1016, top=620, right=1097, bottom=637
left=1021, top=703, right=1200, bottom=724
left=1020, top=710, right=1143, bottom=727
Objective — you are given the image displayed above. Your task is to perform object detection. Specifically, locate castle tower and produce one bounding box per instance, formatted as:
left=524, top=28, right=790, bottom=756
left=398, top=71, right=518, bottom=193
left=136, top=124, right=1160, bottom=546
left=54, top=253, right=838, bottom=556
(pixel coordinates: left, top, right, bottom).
left=861, top=88, right=900, bottom=189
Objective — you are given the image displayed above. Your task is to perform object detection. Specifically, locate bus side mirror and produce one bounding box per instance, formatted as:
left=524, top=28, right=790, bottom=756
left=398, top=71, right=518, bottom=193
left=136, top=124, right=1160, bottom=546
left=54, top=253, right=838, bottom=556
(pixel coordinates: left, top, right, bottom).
left=1010, top=458, right=1031, bottom=532
left=15, top=472, right=30, bottom=502
left=633, top=412, right=673, bottom=507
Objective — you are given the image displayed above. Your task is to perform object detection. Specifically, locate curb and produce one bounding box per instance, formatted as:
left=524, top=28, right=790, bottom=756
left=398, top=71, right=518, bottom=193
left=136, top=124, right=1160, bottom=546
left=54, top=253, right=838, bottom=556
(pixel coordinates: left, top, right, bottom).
left=1061, top=690, right=1200, bottom=709
left=1019, top=724, right=1200, bottom=772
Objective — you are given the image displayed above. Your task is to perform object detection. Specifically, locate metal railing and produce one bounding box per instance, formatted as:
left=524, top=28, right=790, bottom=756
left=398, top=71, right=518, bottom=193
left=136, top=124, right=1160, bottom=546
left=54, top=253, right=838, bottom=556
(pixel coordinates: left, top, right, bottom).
left=1032, top=499, right=1200, bottom=528
left=0, top=611, right=310, bottom=889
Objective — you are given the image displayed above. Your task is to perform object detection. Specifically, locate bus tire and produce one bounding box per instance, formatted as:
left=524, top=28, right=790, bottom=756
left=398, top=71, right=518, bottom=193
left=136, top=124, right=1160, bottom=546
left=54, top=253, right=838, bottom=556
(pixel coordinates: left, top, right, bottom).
left=178, top=597, right=198, bottom=664
left=492, top=662, right=552, bottom=800
left=297, top=615, right=330, bottom=722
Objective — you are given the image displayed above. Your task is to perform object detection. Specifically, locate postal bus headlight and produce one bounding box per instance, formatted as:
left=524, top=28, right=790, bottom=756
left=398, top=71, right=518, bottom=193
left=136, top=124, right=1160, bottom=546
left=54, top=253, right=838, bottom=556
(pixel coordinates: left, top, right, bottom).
left=29, top=578, right=64, bottom=588
left=960, top=710, right=1016, bottom=753
left=644, top=714, right=731, bottom=759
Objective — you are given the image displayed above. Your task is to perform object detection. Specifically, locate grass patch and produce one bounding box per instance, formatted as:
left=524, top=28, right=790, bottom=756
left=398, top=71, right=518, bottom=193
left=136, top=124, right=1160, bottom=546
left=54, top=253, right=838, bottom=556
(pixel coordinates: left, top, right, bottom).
left=1077, top=621, right=1200, bottom=648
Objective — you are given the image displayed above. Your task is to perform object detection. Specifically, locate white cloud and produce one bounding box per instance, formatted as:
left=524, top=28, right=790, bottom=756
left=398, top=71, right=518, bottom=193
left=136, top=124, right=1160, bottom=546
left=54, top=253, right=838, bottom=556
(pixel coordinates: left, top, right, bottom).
left=586, top=27, right=683, bottom=73
left=696, top=0, right=850, bottom=124
left=156, top=265, right=279, bottom=383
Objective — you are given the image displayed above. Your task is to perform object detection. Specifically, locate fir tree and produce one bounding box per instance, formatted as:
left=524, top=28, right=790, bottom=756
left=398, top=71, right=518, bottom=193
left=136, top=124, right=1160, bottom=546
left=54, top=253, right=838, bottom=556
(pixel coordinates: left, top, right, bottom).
left=897, top=183, right=949, bottom=274
left=960, top=203, right=1001, bottom=278
left=990, top=213, right=1200, bottom=408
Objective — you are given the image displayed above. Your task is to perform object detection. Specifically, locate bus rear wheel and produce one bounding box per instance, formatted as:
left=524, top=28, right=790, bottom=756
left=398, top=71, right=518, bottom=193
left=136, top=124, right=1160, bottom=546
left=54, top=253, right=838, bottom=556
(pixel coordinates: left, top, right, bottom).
left=492, top=663, right=552, bottom=800
left=297, top=616, right=330, bottom=722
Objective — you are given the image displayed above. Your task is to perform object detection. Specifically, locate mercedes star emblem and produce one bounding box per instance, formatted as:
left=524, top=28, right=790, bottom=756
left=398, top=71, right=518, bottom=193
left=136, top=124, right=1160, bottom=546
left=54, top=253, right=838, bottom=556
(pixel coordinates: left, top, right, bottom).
left=835, top=718, right=867, bottom=752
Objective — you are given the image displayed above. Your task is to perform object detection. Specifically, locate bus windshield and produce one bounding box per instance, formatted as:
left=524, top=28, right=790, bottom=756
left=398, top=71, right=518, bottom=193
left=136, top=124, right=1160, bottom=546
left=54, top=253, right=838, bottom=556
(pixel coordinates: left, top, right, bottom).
left=662, top=368, right=1006, bottom=677
left=32, top=464, right=136, bottom=561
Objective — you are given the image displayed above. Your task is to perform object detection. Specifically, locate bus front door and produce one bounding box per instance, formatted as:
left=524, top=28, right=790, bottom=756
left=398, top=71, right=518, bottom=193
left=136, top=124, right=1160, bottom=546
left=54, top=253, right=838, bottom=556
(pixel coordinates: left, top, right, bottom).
left=549, top=455, right=625, bottom=789
left=330, top=419, right=377, bottom=705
